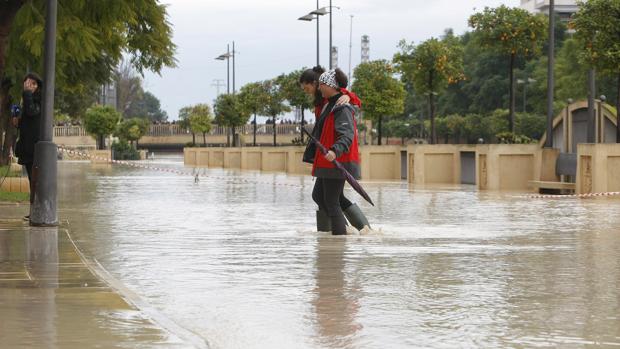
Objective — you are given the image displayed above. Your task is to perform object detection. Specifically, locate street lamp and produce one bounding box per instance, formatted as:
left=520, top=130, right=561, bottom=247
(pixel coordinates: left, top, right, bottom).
left=516, top=77, right=536, bottom=112
left=215, top=41, right=236, bottom=94
left=298, top=1, right=327, bottom=66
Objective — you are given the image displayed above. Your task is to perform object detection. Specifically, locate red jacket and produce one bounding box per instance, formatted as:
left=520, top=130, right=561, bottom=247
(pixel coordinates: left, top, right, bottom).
left=313, top=88, right=361, bottom=119
left=312, top=103, right=361, bottom=179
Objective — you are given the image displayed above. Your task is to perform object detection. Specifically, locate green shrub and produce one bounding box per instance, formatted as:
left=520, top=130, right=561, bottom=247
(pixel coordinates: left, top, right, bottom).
left=112, top=140, right=140, bottom=160
left=496, top=132, right=535, bottom=144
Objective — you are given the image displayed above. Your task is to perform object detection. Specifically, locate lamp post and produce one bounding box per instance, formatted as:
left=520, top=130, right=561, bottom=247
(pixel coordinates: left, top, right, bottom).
left=517, top=78, right=536, bottom=113
left=545, top=0, right=555, bottom=148
left=215, top=42, right=236, bottom=94
left=298, top=2, right=327, bottom=67
left=31, top=0, right=58, bottom=226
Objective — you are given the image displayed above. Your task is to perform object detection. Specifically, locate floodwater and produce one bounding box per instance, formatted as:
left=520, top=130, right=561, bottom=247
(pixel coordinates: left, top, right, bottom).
left=50, top=156, right=620, bottom=348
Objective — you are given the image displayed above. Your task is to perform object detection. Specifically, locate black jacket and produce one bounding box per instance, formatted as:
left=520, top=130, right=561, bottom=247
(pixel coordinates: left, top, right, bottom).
left=15, top=91, right=42, bottom=164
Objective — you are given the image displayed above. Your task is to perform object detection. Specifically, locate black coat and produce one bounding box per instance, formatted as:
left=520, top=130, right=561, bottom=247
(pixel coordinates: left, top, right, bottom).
left=15, top=91, right=42, bottom=164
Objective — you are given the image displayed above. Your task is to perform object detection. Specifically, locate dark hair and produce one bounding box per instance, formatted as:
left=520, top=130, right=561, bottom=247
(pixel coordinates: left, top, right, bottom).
left=299, top=66, right=325, bottom=107
left=334, top=68, right=348, bottom=89
left=23, top=72, right=43, bottom=97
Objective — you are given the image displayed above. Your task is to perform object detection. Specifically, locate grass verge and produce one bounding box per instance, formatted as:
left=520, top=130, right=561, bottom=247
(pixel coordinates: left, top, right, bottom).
left=0, top=190, right=29, bottom=203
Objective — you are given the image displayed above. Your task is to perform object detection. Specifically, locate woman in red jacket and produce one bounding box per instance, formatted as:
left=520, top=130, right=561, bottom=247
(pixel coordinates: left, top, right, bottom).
left=301, top=68, right=368, bottom=235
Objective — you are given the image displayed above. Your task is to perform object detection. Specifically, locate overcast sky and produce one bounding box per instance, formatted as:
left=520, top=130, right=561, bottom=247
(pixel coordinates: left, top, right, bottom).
left=143, top=0, right=520, bottom=121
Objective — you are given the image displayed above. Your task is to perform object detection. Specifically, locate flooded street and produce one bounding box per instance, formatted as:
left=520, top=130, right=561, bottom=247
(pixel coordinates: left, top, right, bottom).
left=55, top=156, right=619, bottom=348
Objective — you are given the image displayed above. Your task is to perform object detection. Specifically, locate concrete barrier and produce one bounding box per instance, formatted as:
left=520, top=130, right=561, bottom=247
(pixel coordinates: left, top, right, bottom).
left=184, top=144, right=573, bottom=192
left=0, top=177, right=30, bottom=193
left=577, top=143, right=620, bottom=194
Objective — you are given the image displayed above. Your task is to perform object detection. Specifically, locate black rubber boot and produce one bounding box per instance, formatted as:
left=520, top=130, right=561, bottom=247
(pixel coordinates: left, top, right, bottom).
left=343, top=203, right=371, bottom=230
left=316, top=210, right=332, bottom=232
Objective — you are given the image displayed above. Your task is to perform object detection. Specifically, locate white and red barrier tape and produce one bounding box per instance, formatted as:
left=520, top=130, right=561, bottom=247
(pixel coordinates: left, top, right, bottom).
left=57, top=147, right=303, bottom=189
left=525, top=191, right=620, bottom=199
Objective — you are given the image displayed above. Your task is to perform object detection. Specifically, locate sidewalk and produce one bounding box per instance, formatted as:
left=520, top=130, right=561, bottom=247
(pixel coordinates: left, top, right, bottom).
left=0, top=205, right=202, bottom=349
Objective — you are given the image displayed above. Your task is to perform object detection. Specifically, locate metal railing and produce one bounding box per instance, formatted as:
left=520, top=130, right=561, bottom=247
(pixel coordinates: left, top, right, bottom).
left=54, top=124, right=314, bottom=138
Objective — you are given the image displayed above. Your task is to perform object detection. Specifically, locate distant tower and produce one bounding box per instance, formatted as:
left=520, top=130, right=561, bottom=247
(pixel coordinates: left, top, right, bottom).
left=361, top=35, right=369, bottom=63
left=331, top=47, right=339, bottom=69
left=99, top=82, right=117, bottom=110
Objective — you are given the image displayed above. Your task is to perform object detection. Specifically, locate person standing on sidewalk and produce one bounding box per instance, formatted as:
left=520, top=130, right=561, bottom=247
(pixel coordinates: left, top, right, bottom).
left=11, top=73, right=43, bottom=217
left=309, top=69, right=361, bottom=235
left=300, top=66, right=371, bottom=232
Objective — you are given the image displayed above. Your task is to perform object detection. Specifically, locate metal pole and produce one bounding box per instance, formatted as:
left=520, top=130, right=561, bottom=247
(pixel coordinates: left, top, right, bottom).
left=316, top=0, right=320, bottom=67
left=329, top=0, right=332, bottom=69
left=227, top=44, right=230, bottom=94
left=544, top=0, right=555, bottom=148
left=30, top=0, right=58, bottom=226
left=348, top=15, right=353, bottom=82
left=232, top=41, right=236, bottom=94
left=587, top=69, right=596, bottom=143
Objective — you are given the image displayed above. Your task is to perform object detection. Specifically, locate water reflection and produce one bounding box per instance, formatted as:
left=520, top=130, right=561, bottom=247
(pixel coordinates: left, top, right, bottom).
left=50, top=158, right=620, bottom=348
left=313, top=238, right=361, bottom=348
left=0, top=227, right=59, bottom=348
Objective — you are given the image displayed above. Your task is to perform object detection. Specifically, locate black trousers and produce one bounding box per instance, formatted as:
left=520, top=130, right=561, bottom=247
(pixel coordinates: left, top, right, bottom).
left=312, top=177, right=347, bottom=235
left=24, top=162, right=34, bottom=204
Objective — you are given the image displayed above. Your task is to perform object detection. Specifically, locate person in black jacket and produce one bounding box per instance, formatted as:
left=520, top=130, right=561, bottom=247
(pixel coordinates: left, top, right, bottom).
left=11, top=73, right=43, bottom=209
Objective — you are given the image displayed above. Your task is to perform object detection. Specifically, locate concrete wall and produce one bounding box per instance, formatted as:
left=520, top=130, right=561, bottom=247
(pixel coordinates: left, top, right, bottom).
left=476, top=144, right=541, bottom=191
left=184, top=144, right=577, bottom=193
left=185, top=145, right=404, bottom=180
left=577, top=144, right=620, bottom=194
left=0, top=177, right=29, bottom=193
left=407, top=145, right=478, bottom=186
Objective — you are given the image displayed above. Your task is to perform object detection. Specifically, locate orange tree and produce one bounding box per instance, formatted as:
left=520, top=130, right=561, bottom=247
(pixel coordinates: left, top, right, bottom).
left=468, top=5, right=547, bottom=133
left=394, top=37, right=464, bottom=144
left=573, top=0, right=620, bottom=142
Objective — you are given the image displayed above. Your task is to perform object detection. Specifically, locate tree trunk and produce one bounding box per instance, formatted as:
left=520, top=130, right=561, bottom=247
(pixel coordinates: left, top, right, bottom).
left=203, top=132, right=206, bottom=146
left=509, top=53, right=516, bottom=133
left=273, top=116, right=277, bottom=146
left=192, top=133, right=195, bottom=146
left=0, top=1, right=24, bottom=165
left=98, top=134, right=104, bottom=150
left=230, top=126, right=235, bottom=147
left=428, top=70, right=436, bottom=145
left=377, top=116, right=383, bottom=146
left=226, top=128, right=230, bottom=147
left=617, top=74, right=620, bottom=143
left=0, top=84, right=16, bottom=165
left=253, top=114, right=257, bottom=146
left=430, top=92, right=436, bottom=145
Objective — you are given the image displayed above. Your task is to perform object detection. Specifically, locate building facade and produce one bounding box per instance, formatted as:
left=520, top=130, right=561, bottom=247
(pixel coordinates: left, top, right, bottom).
left=520, top=0, right=578, bottom=20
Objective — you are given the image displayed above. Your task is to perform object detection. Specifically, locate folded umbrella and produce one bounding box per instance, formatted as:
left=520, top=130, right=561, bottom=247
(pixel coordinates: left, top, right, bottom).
left=302, top=127, right=374, bottom=206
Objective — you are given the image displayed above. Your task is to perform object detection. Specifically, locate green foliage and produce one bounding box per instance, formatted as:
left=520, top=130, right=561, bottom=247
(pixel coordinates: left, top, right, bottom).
left=54, top=110, right=71, bottom=125
left=83, top=105, right=121, bottom=149
left=112, top=140, right=140, bottom=160
left=394, top=36, right=464, bottom=143
left=394, top=37, right=465, bottom=94
left=496, top=132, right=535, bottom=144
left=277, top=69, right=313, bottom=111
left=0, top=190, right=29, bottom=203
left=3, top=0, right=176, bottom=101
left=468, top=6, right=548, bottom=58
left=126, top=91, right=168, bottom=122
left=180, top=104, right=213, bottom=146
left=238, top=82, right=269, bottom=115
left=214, top=94, right=249, bottom=129
left=115, top=118, right=149, bottom=145
left=573, top=0, right=620, bottom=73
left=352, top=60, right=405, bottom=144
left=261, top=79, right=291, bottom=120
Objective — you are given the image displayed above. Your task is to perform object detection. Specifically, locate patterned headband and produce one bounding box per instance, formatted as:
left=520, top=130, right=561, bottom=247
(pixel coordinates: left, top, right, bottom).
left=318, top=70, right=339, bottom=89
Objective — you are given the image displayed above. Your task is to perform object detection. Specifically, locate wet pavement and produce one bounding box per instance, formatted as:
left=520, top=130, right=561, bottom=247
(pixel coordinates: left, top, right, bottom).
left=0, top=216, right=194, bottom=348
left=2, top=155, right=620, bottom=348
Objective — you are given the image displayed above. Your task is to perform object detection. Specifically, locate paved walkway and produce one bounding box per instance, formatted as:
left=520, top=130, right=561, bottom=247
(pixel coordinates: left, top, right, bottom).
left=0, top=205, right=203, bottom=349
